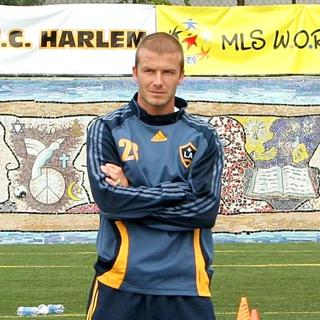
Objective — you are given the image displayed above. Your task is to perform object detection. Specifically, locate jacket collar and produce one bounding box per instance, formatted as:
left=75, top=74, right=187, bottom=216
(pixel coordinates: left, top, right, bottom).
left=130, top=92, right=187, bottom=125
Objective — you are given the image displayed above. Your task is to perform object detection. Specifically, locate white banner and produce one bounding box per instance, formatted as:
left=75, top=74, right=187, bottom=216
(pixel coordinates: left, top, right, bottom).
left=0, top=4, right=155, bottom=75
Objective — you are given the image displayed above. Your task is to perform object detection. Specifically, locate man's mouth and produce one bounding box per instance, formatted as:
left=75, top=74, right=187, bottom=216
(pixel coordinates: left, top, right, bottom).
left=150, top=91, right=165, bottom=95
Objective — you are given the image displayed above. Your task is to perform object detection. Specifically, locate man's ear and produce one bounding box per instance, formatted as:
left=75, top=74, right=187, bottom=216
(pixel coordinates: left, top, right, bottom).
left=178, top=70, right=185, bottom=85
left=132, top=66, right=138, bottom=82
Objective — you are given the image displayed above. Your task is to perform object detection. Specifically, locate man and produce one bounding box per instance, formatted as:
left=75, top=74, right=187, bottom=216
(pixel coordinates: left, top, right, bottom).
left=86, top=32, right=224, bottom=320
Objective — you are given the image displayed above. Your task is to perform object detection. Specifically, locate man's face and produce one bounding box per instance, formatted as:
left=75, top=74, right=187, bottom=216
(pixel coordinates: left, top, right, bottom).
left=133, top=48, right=184, bottom=115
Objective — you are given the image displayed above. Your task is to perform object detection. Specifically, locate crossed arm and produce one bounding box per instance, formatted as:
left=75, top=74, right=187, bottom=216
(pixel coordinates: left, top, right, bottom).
left=87, top=118, right=224, bottom=231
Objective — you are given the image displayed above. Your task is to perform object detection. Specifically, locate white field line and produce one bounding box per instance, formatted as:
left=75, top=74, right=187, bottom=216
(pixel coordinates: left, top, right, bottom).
left=0, top=263, right=320, bottom=269
left=0, top=252, right=95, bottom=255
left=4, top=264, right=320, bottom=268
left=216, top=250, right=320, bottom=253
left=1, top=262, right=320, bottom=268
left=213, top=263, right=320, bottom=267
left=0, top=265, right=90, bottom=268
left=1, top=250, right=318, bottom=255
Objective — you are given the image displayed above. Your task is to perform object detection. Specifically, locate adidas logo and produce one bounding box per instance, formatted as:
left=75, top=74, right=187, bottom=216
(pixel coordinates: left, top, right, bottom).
left=151, top=130, right=167, bottom=142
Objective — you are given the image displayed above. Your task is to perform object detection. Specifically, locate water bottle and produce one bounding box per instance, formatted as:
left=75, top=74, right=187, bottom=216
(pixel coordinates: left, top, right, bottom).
left=47, top=304, right=64, bottom=314
left=38, top=304, right=49, bottom=315
left=16, top=306, right=39, bottom=316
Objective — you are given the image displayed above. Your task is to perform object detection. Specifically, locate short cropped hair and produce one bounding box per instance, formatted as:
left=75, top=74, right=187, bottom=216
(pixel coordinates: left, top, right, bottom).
left=135, top=32, right=184, bottom=72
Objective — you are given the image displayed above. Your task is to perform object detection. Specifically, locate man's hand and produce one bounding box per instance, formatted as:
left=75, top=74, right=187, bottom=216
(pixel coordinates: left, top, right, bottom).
left=100, top=163, right=130, bottom=187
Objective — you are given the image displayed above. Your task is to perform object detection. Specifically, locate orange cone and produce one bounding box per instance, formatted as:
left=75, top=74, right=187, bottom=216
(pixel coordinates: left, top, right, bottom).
left=236, top=297, right=251, bottom=320
left=250, top=309, right=260, bottom=320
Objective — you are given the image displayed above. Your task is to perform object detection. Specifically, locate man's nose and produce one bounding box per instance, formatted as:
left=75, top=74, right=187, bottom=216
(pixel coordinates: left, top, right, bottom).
left=153, top=72, right=163, bottom=86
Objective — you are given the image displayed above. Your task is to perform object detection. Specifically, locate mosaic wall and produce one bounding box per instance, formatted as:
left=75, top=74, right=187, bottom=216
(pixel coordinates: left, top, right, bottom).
left=0, top=77, right=319, bottom=217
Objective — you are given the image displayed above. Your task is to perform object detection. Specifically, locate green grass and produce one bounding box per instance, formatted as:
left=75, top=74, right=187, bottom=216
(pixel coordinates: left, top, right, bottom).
left=0, top=242, right=319, bottom=319
left=212, top=243, right=320, bottom=320
left=0, top=244, right=93, bottom=319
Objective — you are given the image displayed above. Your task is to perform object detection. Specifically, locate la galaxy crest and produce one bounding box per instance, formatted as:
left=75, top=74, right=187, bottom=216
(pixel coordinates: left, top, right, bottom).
left=179, top=142, right=197, bottom=168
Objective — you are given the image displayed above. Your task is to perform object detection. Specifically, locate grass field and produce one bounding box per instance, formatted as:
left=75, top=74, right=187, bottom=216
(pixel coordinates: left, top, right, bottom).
left=0, top=242, right=319, bottom=319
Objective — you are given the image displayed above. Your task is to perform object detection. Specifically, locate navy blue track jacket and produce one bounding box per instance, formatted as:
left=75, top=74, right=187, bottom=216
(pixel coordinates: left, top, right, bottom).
left=86, top=94, right=224, bottom=297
